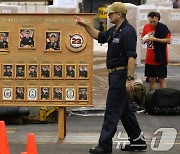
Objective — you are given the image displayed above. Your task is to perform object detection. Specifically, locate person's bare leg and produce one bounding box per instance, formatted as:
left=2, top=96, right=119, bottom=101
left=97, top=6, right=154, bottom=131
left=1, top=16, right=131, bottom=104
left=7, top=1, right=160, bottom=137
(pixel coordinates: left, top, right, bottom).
left=159, top=78, right=166, bottom=89
left=149, top=77, right=157, bottom=90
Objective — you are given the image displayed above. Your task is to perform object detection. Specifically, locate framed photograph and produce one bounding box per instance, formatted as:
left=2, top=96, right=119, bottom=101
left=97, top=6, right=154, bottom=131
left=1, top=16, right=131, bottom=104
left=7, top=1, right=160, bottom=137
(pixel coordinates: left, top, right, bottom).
left=78, top=64, right=88, bottom=79
left=65, top=87, right=76, bottom=101
left=19, top=29, right=35, bottom=49
left=0, top=32, right=9, bottom=51
left=65, top=64, right=76, bottom=79
left=78, top=87, right=88, bottom=101
left=40, top=86, right=50, bottom=101
left=45, top=32, right=61, bottom=51
left=27, top=64, right=38, bottom=79
left=52, top=64, right=63, bottom=79
left=2, top=87, right=13, bottom=101
left=2, top=64, right=13, bottom=79
left=52, top=86, right=63, bottom=101
left=27, top=87, right=38, bottom=101
left=40, top=64, right=51, bottom=79
left=15, top=86, right=25, bottom=101
left=15, top=64, right=26, bottom=79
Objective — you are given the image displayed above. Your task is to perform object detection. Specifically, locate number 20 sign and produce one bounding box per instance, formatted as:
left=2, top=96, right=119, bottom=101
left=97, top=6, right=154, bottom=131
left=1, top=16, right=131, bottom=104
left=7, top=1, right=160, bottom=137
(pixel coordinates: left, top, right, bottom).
left=66, top=33, right=87, bottom=52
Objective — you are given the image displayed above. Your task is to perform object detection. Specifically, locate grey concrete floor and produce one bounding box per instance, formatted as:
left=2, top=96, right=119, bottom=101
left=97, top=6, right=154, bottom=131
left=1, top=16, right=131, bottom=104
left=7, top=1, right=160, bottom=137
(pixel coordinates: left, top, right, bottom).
left=7, top=115, right=180, bottom=154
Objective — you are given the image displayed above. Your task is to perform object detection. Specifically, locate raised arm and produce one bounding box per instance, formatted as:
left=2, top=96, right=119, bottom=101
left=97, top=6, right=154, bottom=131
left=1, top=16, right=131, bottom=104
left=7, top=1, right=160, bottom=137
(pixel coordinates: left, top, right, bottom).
left=75, top=16, right=99, bottom=40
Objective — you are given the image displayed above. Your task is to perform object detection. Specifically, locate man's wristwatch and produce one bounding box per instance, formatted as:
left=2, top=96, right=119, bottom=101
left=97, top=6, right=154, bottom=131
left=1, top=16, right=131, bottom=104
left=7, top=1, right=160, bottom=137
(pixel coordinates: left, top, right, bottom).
left=127, top=76, right=135, bottom=81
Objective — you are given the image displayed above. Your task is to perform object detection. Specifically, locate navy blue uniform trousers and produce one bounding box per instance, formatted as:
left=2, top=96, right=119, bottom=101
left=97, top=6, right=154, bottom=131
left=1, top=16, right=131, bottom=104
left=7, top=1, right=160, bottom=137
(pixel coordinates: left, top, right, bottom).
left=98, top=69, right=141, bottom=150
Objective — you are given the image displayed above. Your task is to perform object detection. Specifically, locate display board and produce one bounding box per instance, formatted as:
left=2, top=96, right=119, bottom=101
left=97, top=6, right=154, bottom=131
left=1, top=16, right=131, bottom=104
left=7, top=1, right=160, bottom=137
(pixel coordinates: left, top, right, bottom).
left=0, top=13, right=94, bottom=107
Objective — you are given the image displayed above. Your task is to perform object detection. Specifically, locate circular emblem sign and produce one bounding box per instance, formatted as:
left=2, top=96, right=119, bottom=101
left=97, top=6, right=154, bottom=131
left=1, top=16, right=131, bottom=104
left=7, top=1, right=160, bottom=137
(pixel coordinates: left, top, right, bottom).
left=66, top=89, right=75, bottom=99
left=4, top=89, right=12, bottom=98
left=27, top=88, right=37, bottom=101
left=29, top=89, right=37, bottom=99
left=66, top=33, right=87, bottom=52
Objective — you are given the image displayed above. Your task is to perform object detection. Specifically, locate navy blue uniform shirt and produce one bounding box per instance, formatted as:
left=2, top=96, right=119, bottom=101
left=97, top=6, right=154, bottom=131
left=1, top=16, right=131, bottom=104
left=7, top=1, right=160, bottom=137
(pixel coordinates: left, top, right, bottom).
left=98, top=19, right=137, bottom=69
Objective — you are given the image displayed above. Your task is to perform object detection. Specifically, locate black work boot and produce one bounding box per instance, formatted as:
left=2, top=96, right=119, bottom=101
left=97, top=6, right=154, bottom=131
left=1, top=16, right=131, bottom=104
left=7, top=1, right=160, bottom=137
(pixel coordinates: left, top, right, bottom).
left=121, top=143, right=147, bottom=151
left=89, top=145, right=112, bottom=154
left=121, top=134, right=147, bottom=151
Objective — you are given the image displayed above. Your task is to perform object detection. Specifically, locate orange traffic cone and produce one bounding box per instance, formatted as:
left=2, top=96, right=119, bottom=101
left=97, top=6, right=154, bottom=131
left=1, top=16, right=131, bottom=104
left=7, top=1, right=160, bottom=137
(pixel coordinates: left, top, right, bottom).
left=26, top=133, right=38, bottom=154
left=0, top=121, right=10, bottom=154
left=21, top=152, right=28, bottom=154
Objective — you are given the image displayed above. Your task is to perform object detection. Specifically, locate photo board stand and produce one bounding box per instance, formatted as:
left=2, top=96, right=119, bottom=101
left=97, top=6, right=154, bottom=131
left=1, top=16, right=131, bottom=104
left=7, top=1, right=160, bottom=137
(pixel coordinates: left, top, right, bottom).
left=58, top=107, right=66, bottom=139
left=0, top=13, right=94, bottom=140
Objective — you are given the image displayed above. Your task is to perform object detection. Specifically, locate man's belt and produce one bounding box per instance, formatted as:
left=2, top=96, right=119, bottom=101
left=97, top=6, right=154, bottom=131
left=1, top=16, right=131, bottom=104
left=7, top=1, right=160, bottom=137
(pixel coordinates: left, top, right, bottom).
left=108, top=66, right=127, bottom=73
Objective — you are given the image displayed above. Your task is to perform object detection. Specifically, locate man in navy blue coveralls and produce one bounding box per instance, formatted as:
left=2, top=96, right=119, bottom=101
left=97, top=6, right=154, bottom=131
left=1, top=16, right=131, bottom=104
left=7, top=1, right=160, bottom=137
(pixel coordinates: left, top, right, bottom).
left=76, top=2, right=147, bottom=154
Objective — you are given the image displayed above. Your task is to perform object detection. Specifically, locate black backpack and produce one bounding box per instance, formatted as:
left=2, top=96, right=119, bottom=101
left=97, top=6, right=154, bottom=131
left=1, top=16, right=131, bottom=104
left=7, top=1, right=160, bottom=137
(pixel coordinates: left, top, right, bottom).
left=145, top=88, right=180, bottom=115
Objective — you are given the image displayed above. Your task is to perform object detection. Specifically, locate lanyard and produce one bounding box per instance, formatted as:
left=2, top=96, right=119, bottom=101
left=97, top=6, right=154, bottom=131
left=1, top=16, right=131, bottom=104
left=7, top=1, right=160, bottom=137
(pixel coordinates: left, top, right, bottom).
left=107, top=27, right=120, bottom=42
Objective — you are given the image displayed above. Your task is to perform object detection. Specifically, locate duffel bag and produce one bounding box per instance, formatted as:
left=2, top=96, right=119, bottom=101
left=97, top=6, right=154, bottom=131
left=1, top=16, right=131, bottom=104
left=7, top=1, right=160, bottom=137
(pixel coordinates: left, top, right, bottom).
left=129, top=79, right=146, bottom=111
left=145, top=88, right=180, bottom=115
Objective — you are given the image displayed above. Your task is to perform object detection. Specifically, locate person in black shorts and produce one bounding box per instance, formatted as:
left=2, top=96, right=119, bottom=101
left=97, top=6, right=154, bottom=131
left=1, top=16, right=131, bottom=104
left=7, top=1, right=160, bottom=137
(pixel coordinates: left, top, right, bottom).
left=142, top=12, right=171, bottom=90
left=145, top=12, right=161, bottom=83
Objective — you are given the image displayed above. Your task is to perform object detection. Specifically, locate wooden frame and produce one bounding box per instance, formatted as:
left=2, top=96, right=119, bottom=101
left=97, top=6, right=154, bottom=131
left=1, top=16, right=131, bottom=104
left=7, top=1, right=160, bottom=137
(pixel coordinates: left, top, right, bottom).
left=2, top=86, right=13, bottom=101
left=65, top=64, right=76, bottom=79
left=0, top=13, right=93, bottom=109
left=27, top=64, right=38, bottom=79
left=45, top=31, right=61, bottom=52
left=0, top=13, right=94, bottom=141
left=40, top=64, right=51, bottom=79
left=52, top=64, right=63, bottom=79
left=40, top=86, right=51, bottom=101
left=27, top=86, right=38, bottom=101
left=65, top=86, right=76, bottom=101
left=78, top=64, right=89, bottom=79
left=77, top=86, right=88, bottom=101
left=15, top=86, right=25, bottom=101
left=0, top=31, right=10, bottom=52
left=52, top=86, right=63, bottom=101
left=19, top=28, right=35, bottom=49
left=2, top=64, right=13, bottom=79
left=15, top=64, right=26, bottom=79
